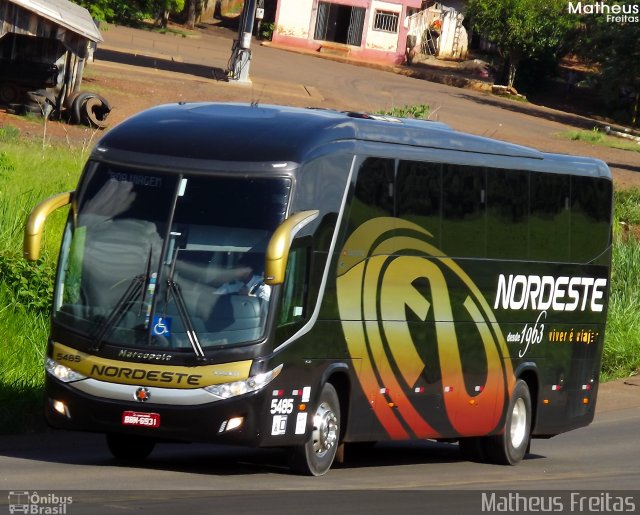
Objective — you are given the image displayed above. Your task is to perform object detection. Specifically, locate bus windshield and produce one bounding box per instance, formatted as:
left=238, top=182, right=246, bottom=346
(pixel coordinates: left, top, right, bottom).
left=53, top=163, right=291, bottom=353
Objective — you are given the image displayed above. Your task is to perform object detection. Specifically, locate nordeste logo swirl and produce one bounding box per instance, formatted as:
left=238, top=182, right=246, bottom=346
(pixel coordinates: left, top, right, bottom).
left=336, top=217, right=515, bottom=438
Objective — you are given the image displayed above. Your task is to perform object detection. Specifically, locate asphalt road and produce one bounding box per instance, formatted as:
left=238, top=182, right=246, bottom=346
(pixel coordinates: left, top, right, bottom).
left=0, top=381, right=638, bottom=514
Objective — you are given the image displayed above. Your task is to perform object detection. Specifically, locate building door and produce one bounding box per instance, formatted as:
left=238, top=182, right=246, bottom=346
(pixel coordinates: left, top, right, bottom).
left=346, top=6, right=366, bottom=46
left=314, top=2, right=365, bottom=46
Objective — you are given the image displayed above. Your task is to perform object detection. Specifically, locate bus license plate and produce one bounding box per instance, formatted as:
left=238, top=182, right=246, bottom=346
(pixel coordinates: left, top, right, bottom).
left=122, top=411, right=160, bottom=428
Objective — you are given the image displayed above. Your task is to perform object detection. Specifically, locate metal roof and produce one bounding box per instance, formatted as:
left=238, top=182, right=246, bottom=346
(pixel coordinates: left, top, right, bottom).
left=9, top=0, right=102, bottom=42
left=93, top=103, right=611, bottom=180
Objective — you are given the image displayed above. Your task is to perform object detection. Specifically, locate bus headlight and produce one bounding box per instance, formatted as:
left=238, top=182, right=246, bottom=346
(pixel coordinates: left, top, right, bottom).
left=46, top=358, right=87, bottom=383
left=204, top=364, right=283, bottom=399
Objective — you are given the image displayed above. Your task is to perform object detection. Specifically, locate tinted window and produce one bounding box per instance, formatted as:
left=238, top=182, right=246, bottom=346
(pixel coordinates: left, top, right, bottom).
left=571, top=176, right=612, bottom=262
left=347, top=156, right=609, bottom=265
left=397, top=160, right=442, bottom=247
left=530, top=173, right=570, bottom=261
left=486, top=168, right=529, bottom=260
left=278, top=246, right=309, bottom=327
left=348, top=157, right=395, bottom=232
left=442, top=165, right=486, bottom=257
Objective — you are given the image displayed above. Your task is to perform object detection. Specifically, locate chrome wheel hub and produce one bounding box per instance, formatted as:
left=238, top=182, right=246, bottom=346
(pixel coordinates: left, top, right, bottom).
left=510, top=397, right=527, bottom=448
left=312, top=401, right=338, bottom=457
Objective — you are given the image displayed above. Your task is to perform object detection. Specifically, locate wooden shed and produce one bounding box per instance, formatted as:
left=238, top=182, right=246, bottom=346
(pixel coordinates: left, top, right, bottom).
left=0, top=0, right=102, bottom=118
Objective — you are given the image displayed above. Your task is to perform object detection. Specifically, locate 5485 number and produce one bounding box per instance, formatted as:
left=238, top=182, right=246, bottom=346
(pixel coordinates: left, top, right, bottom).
left=270, top=398, right=294, bottom=415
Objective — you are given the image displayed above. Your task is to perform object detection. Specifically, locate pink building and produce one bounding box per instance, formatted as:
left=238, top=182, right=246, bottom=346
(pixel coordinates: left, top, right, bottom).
left=272, top=0, right=422, bottom=65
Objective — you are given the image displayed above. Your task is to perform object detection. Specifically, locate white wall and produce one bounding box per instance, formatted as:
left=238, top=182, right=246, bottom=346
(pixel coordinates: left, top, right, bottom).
left=438, top=10, right=468, bottom=59
left=365, top=0, right=402, bottom=52
left=276, top=0, right=314, bottom=39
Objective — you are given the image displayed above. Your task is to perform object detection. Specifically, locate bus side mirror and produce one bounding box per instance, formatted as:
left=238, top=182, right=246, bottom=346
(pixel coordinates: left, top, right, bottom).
left=265, top=210, right=319, bottom=285
left=23, top=191, right=74, bottom=261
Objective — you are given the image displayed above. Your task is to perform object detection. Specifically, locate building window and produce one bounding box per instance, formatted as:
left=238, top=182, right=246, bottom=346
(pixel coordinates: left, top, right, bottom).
left=373, top=10, right=399, bottom=33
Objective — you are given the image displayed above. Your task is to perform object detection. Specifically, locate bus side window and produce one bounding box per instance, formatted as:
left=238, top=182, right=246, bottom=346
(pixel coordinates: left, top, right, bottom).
left=530, top=172, right=570, bottom=262
left=571, top=176, right=612, bottom=263
left=348, top=157, right=395, bottom=233
left=277, top=246, right=309, bottom=327
left=396, top=160, right=442, bottom=249
left=486, top=168, right=529, bottom=260
left=441, top=164, right=486, bottom=258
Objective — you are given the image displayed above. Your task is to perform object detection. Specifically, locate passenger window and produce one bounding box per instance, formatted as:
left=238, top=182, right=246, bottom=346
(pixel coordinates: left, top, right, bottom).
left=486, top=168, right=529, bottom=260
left=347, top=157, right=395, bottom=233
left=277, top=246, right=309, bottom=327
left=571, top=176, right=612, bottom=262
left=530, top=173, right=570, bottom=262
left=442, top=164, right=486, bottom=258
left=397, top=161, right=442, bottom=248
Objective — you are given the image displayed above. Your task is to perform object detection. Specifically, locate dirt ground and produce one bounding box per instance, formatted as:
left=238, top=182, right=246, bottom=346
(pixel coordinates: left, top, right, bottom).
left=0, top=62, right=328, bottom=149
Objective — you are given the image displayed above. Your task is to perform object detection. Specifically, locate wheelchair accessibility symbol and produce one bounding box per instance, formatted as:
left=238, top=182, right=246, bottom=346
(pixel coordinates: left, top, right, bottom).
left=152, top=315, right=172, bottom=337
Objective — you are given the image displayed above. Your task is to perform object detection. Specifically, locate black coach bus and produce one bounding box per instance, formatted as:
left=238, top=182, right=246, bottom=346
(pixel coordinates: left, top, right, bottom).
left=24, top=103, right=612, bottom=475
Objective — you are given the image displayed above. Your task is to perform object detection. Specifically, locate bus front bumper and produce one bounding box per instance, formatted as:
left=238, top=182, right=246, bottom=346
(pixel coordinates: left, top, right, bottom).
left=44, top=375, right=266, bottom=445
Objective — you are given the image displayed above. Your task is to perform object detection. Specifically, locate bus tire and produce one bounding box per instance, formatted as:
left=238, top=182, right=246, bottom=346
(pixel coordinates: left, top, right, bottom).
left=289, top=382, right=340, bottom=476
left=106, top=433, right=155, bottom=461
left=485, top=379, right=532, bottom=465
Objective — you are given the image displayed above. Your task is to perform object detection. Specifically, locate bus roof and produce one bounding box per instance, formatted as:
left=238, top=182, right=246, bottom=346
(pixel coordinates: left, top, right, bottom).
left=95, top=103, right=610, bottom=179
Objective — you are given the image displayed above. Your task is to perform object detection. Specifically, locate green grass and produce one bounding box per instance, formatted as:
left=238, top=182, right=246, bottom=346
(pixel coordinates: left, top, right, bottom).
left=0, top=287, right=50, bottom=433
left=0, top=124, right=82, bottom=432
left=560, top=128, right=640, bottom=153
left=604, top=189, right=640, bottom=379
left=614, top=188, right=640, bottom=226
left=377, top=104, right=431, bottom=119
left=602, top=237, right=640, bottom=380
left=0, top=140, right=80, bottom=258
left=501, top=93, right=529, bottom=103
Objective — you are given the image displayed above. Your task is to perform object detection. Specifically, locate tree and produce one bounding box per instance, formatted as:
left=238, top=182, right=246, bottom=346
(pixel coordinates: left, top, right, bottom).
left=182, top=0, right=205, bottom=29
left=74, top=0, right=116, bottom=22
left=575, top=1, right=640, bottom=126
left=73, top=0, right=184, bottom=26
left=154, top=0, right=186, bottom=28
left=465, top=0, right=578, bottom=89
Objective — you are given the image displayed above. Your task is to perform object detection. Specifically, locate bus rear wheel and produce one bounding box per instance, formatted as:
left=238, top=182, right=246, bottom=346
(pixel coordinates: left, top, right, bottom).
left=289, top=383, right=341, bottom=476
left=106, top=433, right=156, bottom=461
left=485, top=379, right=532, bottom=465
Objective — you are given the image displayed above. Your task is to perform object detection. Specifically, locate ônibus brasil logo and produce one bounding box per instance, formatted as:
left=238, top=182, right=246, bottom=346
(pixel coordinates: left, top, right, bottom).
left=7, top=491, right=73, bottom=514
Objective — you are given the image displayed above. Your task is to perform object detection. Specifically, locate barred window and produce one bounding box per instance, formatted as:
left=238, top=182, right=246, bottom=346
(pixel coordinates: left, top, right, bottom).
left=373, top=10, right=399, bottom=33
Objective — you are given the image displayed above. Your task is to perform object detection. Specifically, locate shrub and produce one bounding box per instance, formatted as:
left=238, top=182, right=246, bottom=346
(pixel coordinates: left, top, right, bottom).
left=0, top=254, right=55, bottom=314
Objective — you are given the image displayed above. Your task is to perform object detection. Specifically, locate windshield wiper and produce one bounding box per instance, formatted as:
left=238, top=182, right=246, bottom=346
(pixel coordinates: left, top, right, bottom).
left=161, top=232, right=206, bottom=360
left=166, top=279, right=205, bottom=360
left=89, top=247, right=153, bottom=352
left=88, top=275, right=205, bottom=359
left=89, top=274, right=145, bottom=352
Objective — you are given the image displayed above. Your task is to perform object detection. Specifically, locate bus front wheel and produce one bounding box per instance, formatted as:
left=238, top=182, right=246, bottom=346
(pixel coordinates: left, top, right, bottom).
left=106, top=433, right=156, bottom=461
left=485, top=379, right=532, bottom=465
left=289, top=382, right=341, bottom=476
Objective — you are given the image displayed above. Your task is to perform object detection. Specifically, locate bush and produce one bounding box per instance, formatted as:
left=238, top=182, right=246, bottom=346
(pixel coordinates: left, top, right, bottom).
left=378, top=104, right=430, bottom=119
left=259, top=22, right=275, bottom=41
left=0, top=254, right=55, bottom=314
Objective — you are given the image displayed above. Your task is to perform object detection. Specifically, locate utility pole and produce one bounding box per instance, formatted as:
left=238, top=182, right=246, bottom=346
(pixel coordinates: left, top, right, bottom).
left=227, top=0, right=258, bottom=84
